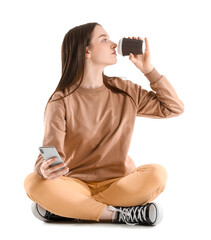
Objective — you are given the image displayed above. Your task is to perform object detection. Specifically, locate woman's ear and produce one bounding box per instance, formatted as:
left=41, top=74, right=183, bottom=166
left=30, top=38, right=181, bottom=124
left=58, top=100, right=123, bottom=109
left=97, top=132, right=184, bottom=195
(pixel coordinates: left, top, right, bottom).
left=85, top=46, right=91, bottom=59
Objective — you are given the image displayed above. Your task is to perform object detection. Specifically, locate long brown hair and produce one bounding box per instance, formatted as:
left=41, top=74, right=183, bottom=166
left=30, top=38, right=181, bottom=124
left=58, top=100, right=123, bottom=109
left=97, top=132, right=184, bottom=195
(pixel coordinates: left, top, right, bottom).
left=44, top=22, right=137, bottom=119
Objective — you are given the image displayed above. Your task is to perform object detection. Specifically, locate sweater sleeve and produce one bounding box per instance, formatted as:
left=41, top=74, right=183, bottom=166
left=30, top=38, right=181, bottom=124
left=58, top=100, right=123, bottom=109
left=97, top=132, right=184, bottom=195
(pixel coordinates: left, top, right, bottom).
left=34, top=92, right=66, bottom=178
left=135, top=68, right=184, bottom=118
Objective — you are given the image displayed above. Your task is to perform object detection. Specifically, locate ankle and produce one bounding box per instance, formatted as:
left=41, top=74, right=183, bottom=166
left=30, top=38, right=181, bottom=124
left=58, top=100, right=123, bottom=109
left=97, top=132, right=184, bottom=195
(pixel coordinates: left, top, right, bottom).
left=99, top=206, right=116, bottom=221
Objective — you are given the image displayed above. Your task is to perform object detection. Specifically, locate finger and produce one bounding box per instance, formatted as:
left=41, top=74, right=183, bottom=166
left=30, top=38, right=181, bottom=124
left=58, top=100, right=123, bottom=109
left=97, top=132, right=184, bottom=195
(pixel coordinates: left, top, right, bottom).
left=47, top=157, right=57, bottom=166
left=42, top=157, right=57, bottom=170
left=138, top=36, right=143, bottom=41
left=47, top=162, right=67, bottom=174
left=145, top=37, right=150, bottom=51
left=129, top=52, right=135, bottom=60
left=48, top=167, right=69, bottom=180
left=48, top=168, right=69, bottom=180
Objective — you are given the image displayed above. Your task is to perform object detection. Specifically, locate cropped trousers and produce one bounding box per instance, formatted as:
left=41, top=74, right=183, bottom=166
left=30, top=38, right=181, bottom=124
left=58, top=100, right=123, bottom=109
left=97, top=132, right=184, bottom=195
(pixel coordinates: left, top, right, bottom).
left=24, top=163, right=168, bottom=222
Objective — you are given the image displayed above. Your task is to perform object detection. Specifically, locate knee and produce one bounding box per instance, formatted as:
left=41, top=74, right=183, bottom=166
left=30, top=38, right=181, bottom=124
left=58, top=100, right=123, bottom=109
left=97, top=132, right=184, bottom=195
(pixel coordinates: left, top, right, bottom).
left=149, top=164, right=168, bottom=188
left=136, top=163, right=168, bottom=188
left=24, top=172, right=43, bottom=198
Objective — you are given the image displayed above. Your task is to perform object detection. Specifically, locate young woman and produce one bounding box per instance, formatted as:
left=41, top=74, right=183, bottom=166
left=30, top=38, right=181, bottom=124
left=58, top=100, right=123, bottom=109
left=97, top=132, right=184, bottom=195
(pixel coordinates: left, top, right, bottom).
left=24, top=22, right=184, bottom=226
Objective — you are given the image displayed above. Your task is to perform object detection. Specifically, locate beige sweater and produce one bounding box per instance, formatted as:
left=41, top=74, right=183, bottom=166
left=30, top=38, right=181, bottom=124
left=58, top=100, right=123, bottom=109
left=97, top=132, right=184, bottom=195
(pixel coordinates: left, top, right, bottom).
left=34, top=68, right=184, bottom=181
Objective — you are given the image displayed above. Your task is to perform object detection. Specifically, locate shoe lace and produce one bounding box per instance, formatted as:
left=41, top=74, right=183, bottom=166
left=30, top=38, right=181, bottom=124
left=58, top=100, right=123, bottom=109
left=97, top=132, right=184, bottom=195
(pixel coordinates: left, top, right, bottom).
left=108, top=204, right=151, bottom=226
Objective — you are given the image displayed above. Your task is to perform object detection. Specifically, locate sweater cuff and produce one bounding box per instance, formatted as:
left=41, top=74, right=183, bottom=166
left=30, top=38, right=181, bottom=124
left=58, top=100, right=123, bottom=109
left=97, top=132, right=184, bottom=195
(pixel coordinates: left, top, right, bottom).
left=144, top=67, right=162, bottom=83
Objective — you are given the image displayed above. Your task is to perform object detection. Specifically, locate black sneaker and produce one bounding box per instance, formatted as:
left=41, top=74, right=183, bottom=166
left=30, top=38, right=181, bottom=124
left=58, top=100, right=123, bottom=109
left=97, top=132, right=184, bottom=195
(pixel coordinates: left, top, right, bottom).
left=108, top=202, right=163, bottom=226
left=31, top=202, right=83, bottom=222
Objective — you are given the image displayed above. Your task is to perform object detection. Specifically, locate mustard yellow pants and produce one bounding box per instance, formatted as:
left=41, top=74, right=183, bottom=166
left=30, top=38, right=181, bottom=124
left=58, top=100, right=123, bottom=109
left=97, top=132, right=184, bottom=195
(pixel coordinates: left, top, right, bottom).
left=24, top=163, right=168, bottom=222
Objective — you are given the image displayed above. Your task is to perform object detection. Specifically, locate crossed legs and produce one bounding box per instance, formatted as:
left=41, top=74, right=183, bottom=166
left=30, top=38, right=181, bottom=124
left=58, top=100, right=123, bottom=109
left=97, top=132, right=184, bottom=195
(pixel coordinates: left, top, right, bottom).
left=24, top=163, right=168, bottom=222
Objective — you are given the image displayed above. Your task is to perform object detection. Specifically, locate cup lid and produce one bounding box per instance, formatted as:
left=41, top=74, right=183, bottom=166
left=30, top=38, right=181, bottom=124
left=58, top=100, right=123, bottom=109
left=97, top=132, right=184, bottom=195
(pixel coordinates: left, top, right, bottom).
left=117, top=38, right=123, bottom=56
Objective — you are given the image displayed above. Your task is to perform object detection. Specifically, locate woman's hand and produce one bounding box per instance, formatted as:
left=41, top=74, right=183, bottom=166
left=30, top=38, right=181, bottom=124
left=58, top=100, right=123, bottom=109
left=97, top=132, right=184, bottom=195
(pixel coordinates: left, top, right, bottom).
left=128, top=36, right=154, bottom=74
left=40, top=157, right=69, bottom=180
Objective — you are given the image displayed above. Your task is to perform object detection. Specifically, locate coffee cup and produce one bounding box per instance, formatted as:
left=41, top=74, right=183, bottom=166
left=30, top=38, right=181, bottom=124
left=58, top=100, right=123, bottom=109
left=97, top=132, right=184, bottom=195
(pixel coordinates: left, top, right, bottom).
left=117, top=37, right=144, bottom=56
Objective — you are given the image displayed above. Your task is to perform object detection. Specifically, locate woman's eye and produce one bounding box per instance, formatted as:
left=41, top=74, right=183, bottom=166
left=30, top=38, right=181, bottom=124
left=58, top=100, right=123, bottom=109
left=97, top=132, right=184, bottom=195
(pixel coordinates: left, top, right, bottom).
left=103, top=39, right=107, bottom=42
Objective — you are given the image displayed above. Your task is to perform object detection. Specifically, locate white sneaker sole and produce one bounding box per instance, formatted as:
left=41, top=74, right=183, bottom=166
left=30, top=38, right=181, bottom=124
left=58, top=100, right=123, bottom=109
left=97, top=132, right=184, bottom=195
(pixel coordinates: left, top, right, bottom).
left=31, top=202, right=50, bottom=222
left=150, top=202, right=163, bottom=225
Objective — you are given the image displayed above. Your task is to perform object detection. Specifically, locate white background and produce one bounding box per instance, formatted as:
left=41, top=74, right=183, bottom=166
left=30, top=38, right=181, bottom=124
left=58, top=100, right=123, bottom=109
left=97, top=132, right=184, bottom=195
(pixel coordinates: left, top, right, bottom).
left=1, top=0, right=210, bottom=239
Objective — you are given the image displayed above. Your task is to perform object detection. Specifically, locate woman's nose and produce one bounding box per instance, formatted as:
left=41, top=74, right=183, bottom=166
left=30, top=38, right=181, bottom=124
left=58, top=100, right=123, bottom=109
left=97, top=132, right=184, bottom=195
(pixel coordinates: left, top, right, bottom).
left=111, top=41, right=117, bottom=49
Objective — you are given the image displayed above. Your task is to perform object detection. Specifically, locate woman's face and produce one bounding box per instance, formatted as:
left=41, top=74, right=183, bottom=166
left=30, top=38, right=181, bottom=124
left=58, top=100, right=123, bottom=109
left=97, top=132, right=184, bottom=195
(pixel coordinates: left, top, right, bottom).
left=86, top=25, right=117, bottom=67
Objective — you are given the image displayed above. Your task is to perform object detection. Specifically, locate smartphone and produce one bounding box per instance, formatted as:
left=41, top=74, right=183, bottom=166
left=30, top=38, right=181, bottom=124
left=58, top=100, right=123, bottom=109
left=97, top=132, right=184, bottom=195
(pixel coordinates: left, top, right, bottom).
left=38, top=146, right=65, bottom=171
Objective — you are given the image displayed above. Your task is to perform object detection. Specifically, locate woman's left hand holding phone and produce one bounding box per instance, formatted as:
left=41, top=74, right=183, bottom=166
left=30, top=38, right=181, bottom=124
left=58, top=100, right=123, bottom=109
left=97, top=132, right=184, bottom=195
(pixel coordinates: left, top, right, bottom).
left=40, top=157, right=69, bottom=180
